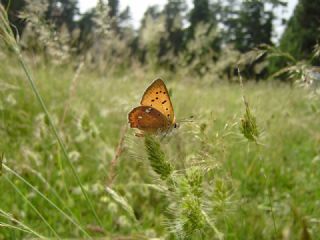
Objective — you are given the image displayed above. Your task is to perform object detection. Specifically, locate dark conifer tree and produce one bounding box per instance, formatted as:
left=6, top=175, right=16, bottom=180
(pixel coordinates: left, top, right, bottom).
left=280, top=0, right=320, bottom=61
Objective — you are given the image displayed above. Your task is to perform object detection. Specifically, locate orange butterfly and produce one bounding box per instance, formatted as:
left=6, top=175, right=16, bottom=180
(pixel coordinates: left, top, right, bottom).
left=128, top=78, right=178, bottom=136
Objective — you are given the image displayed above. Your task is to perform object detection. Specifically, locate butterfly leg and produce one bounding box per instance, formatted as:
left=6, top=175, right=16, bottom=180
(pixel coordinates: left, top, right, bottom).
left=134, top=131, right=145, bottom=137
left=159, top=129, right=170, bottom=142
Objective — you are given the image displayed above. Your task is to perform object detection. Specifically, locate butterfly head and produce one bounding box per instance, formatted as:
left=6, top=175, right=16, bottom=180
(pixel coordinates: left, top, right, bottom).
left=173, top=122, right=180, bottom=129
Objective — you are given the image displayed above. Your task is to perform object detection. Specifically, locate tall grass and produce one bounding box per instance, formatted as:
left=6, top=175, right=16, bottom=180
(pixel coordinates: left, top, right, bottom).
left=0, top=4, right=102, bottom=234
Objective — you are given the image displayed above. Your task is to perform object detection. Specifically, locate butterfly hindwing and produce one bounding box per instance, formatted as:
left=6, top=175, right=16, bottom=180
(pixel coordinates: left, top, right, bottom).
left=128, top=106, right=170, bottom=133
left=140, top=79, right=175, bottom=124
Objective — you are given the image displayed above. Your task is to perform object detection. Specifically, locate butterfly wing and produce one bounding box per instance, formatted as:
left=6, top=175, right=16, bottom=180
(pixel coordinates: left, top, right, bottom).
left=140, top=79, right=175, bottom=124
left=128, top=106, right=170, bottom=133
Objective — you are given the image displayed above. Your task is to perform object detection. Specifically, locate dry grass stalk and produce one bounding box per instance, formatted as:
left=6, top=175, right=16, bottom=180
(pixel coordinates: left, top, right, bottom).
left=60, top=61, right=84, bottom=127
left=107, top=124, right=128, bottom=187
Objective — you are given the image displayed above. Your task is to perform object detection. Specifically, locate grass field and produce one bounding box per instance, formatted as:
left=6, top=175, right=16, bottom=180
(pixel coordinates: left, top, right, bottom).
left=0, top=56, right=320, bottom=239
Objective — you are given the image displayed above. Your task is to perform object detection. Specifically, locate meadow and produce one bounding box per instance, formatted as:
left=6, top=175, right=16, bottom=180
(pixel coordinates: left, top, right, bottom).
left=0, top=54, right=320, bottom=239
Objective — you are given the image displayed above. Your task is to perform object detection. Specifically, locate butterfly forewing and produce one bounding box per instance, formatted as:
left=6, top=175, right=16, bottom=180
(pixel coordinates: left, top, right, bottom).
left=128, top=106, right=170, bottom=133
left=140, top=79, right=175, bottom=124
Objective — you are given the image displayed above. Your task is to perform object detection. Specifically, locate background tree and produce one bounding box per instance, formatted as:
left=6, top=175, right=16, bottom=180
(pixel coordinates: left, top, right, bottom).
left=233, top=0, right=273, bottom=52
left=158, top=0, right=187, bottom=68
left=77, top=9, right=95, bottom=52
left=45, top=0, right=79, bottom=32
left=1, top=0, right=26, bottom=36
left=221, top=0, right=286, bottom=51
left=280, top=0, right=320, bottom=62
left=107, top=0, right=119, bottom=18
left=138, top=5, right=164, bottom=65
left=189, top=0, right=211, bottom=37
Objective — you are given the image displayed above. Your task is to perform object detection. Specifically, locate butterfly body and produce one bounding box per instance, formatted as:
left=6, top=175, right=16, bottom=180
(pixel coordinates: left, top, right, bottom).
left=128, top=79, right=177, bottom=136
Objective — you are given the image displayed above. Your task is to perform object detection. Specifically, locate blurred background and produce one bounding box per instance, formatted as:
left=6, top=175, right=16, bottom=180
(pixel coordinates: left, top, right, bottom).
left=1, top=0, right=319, bottom=81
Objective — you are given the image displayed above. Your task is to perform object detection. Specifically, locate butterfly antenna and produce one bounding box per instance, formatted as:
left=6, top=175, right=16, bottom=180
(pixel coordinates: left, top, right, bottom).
left=178, top=115, right=194, bottom=123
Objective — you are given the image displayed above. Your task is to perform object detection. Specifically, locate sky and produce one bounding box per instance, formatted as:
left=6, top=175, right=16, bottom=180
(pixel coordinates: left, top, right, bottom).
left=78, top=0, right=298, bottom=40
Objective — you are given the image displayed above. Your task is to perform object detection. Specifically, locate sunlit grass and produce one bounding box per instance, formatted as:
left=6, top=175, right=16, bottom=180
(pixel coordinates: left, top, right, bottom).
left=0, top=53, right=319, bottom=239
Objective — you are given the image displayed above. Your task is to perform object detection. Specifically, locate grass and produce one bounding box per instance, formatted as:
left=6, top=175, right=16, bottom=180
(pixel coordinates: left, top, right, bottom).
left=1, top=3, right=319, bottom=238
left=0, top=53, right=319, bottom=239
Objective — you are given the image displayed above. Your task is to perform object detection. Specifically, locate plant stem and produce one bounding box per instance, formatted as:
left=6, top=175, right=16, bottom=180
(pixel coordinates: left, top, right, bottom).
left=4, top=164, right=92, bottom=239
left=16, top=52, right=103, bottom=228
left=5, top=176, right=61, bottom=239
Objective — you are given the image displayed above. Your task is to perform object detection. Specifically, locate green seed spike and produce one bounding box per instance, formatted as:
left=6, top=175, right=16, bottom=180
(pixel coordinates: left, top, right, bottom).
left=181, top=195, right=206, bottom=237
left=144, top=135, right=173, bottom=180
left=185, top=167, right=203, bottom=198
left=239, top=99, right=259, bottom=142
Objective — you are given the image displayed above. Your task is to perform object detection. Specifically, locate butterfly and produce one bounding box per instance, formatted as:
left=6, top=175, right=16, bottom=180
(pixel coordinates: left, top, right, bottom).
left=128, top=78, right=178, bottom=136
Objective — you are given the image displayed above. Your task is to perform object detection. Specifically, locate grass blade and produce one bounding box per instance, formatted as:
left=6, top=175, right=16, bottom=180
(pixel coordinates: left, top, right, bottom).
left=0, top=5, right=103, bottom=228
left=4, top=176, right=60, bottom=239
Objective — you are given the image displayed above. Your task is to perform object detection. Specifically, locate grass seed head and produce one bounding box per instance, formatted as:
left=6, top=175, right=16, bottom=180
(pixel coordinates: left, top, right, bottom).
left=240, top=100, right=259, bottom=142
left=144, top=135, right=173, bottom=180
left=184, top=167, right=203, bottom=198
left=180, top=195, right=206, bottom=238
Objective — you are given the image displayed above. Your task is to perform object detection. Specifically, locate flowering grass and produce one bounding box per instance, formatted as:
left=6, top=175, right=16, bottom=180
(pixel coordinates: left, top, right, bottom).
left=0, top=56, right=319, bottom=238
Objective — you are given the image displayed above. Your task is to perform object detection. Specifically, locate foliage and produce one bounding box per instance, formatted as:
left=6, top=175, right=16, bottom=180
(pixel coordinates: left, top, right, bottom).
left=180, top=23, right=221, bottom=76
left=280, top=0, right=320, bottom=63
left=1, top=0, right=299, bottom=79
left=45, top=0, right=79, bottom=31
left=234, top=0, right=273, bottom=52
left=19, top=0, right=75, bottom=65
left=138, top=6, right=166, bottom=67
left=78, top=0, right=134, bottom=73
left=244, top=43, right=320, bottom=90
left=0, top=0, right=26, bottom=36
left=189, top=0, right=212, bottom=38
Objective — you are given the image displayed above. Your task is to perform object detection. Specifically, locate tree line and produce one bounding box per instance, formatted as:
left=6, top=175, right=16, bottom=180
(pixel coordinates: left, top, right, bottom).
left=2, top=0, right=320, bottom=80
